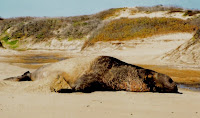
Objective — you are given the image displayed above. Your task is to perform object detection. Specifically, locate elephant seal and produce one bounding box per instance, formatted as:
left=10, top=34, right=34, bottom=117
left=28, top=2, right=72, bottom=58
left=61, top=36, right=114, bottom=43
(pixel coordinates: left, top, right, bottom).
left=5, top=56, right=178, bottom=93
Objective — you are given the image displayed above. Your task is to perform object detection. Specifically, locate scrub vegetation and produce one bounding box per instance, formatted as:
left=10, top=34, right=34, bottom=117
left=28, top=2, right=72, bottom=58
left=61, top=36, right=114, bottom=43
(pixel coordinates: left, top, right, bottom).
left=0, top=5, right=200, bottom=49
left=136, top=5, right=184, bottom=13
left=0, top=16, right=101, bottom=42
left=94, top=8, right=126, bottom=20
left=136, top=5, right=200, bottom=16
left=85, top=17, right=197, bottom=45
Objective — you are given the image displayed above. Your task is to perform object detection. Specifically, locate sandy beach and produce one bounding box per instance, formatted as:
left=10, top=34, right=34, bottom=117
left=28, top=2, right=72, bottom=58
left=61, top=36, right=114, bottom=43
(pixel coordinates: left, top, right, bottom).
left=0, top=89, right=200, bottom=118
left=0, top=32, right=200, bottom=118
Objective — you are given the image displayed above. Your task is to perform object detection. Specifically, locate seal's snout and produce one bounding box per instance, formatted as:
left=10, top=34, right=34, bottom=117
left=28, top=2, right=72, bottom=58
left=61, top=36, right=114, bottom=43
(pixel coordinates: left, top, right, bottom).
left=165, top=85, right=178, bottom=93
left=173, top=85, right=178, bottom=93
left=156, top=73, right=178, bottom=93
left=168, top=80, right=178, bottom=93
left=167, top=78, right=178, bottom=93
left=164, top=82, right=178, bottom=93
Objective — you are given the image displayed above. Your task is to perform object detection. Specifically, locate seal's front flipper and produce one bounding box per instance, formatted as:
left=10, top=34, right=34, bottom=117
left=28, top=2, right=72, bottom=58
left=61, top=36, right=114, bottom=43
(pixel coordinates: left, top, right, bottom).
left=4, top=71, right=31, bottom=81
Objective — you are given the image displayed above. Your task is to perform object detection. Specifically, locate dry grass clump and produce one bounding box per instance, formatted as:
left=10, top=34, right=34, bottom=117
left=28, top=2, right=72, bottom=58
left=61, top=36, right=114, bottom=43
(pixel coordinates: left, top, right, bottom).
left=88, top=17, right=197, bottom=43
left=190, top=16, right=200, bottom=25
left=94, top=8, right=126, bottom=20
left=167, top=10, right=183, bottom=14
left=136, top=5, right=200, bottom=17
left=63, top=16, right=101, bottom=39
left=129, top=8, right=138, bottom=15
left=0, top=17, right=34, bottom=34
left=136, top=5, right=183, bottom=13
left=12, top=18, right=60, bottom=40
left=194, top=29, right=200, bottom=39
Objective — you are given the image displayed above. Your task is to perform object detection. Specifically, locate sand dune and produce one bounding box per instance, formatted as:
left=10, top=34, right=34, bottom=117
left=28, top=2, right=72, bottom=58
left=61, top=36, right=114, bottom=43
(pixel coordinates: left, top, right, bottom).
left=113, top=7, right=198, bottom=20
left=162, top=30, right=200, bottom=65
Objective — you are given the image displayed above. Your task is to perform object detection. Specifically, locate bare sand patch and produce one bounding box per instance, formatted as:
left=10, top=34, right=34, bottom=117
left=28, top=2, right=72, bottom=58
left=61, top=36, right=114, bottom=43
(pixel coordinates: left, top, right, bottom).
left=114, top=8, right=198, bottom=20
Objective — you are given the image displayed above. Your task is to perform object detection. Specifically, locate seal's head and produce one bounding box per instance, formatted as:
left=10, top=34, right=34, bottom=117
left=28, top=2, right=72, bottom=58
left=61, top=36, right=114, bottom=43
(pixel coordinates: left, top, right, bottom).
left=138, top=69, right=178, bottom=93
left=152, top=73, right=178, bottom=93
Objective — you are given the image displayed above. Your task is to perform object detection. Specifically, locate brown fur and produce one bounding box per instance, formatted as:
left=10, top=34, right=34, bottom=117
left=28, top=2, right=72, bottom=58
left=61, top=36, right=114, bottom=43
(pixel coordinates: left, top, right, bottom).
left=4, top=56, right=178, bottom=93
left=73, top=56, right=178, bottom=93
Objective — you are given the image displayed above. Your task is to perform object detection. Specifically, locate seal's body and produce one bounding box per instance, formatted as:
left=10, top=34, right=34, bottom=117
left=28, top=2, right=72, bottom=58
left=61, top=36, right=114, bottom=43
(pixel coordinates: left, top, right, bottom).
left=5, top=56, right=178, bottom=93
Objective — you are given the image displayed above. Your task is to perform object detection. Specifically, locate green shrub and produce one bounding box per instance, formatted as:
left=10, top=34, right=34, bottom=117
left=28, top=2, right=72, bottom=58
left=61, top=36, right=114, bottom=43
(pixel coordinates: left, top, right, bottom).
left=7, top=40, right=18, bottom=45
left=0, top=35, right=18, bottom=48
left=1, top=35, right=18, bottom=45
left=1, top=35, right=10, bottom=42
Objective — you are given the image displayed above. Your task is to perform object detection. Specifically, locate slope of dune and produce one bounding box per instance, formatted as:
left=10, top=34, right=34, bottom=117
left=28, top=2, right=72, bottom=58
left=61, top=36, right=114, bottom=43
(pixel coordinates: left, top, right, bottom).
left=0, top=6, right=199, bottom=51
left=114, top=8, right=195, bottom=20
left=162, top=29, right=200, bottom=65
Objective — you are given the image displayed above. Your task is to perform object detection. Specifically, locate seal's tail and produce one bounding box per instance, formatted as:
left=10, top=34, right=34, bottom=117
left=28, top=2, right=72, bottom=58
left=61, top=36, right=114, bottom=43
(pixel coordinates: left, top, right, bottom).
left=4, top=71, right=32, bottom=81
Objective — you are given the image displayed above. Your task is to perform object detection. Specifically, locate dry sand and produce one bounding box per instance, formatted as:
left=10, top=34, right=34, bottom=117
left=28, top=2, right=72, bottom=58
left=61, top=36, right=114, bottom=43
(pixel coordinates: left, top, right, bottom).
left=0, top=33, right=200, bottom=118
left=114, top=8, right=199, bottom=20
left=0, top=90, right=200, bottom=118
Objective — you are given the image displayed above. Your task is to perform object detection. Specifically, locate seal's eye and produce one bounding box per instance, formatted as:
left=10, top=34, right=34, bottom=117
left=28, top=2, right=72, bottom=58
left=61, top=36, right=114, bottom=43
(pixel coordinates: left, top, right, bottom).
left=168, top=78, right=173, bottom=83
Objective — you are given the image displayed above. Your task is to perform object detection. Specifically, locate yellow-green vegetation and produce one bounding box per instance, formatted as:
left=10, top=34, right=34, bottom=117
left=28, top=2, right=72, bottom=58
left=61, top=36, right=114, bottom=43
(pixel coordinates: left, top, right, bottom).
left=1, top=5, right=200, bottom=50
left=0, top=35, right=19, bottom=49
left=129, top=8, right=137, bottom=15
left=88, top=17, right=197, bottom=43
left=95, top=8, right=126, bottom=20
